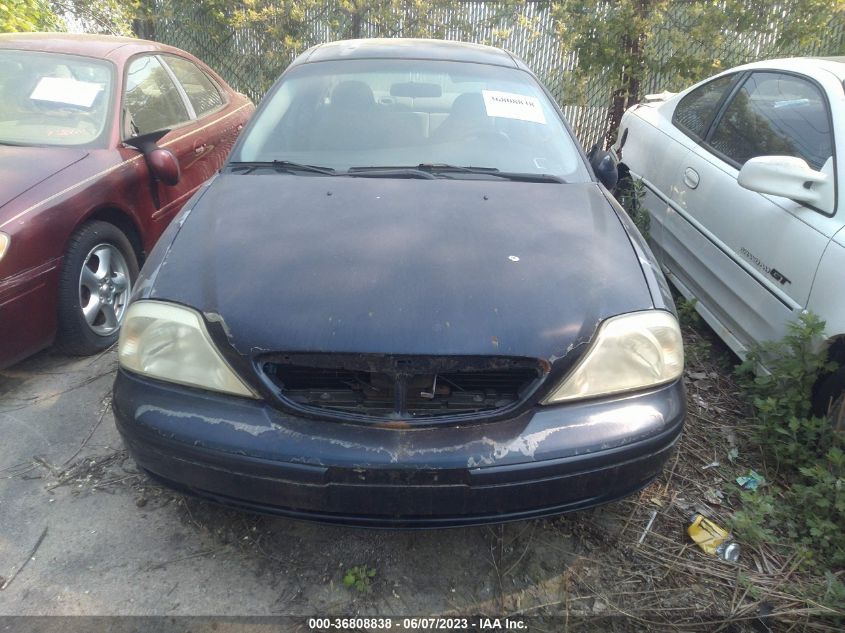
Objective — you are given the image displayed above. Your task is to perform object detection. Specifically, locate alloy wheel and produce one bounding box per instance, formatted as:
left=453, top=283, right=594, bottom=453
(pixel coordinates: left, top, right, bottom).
left=78, top=243, right=131, bottom=336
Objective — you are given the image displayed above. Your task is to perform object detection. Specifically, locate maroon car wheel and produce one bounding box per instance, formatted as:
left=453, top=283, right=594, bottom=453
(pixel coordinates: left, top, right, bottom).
left=56, top=221, right=139, bottom=355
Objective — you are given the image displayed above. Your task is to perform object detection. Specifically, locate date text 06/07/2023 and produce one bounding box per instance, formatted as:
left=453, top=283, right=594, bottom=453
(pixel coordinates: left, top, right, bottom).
left=307, top=617, right=528, bottom=630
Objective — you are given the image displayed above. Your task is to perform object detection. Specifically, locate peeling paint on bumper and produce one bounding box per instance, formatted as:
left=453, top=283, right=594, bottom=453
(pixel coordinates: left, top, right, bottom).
left=113, top=368, right=685, bottom=528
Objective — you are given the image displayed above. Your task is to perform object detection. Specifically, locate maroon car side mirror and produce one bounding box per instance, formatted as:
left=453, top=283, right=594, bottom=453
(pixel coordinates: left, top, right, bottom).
left=147, top=148, right=181, bottom=186
left=124, top=129, right=181, bottom=187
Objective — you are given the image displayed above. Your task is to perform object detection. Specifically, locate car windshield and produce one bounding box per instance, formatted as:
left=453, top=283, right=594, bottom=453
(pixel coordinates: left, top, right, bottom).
left=233, top=58, right=589, bottom=182
left=0, top=50, right=113, bottom=147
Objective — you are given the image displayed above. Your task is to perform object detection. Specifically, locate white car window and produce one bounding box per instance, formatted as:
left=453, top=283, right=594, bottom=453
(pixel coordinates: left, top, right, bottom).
left=709, top=72, right=832, bottom=170
left=672, top=74, right=736, bottom=140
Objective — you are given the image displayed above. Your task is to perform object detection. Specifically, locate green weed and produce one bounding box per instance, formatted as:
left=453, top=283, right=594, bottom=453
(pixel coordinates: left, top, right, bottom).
left=617, top=176, right=650, bottom=239
left=676, top=297, right=702, bottom=328
left=343, top=565, right=376, bottom=593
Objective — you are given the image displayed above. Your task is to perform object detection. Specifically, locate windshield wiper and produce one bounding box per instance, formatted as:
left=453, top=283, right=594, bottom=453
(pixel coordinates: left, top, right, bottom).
left=229, top=160, right=336, bottom=175
left=349, top=164, right=494, bottom=178
left=230, top=161, right=564, bottom=183
left=416, top=163, right=500, bottom=175
left=346, top=166, right=437, bottom=179
left=348, top=164, right=565, bottom=183
left=420, top=165, right=566, bottom=183
left=490, top=172, right=566, bottom=183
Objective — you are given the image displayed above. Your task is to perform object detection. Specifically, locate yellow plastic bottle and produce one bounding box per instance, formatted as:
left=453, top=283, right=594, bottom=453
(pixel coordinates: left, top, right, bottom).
left=687, top=514, right=740, bottom=561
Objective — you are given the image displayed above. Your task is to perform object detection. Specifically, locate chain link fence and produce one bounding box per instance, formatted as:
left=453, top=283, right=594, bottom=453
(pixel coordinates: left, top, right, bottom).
left=146, top=1, right=843, bottom=148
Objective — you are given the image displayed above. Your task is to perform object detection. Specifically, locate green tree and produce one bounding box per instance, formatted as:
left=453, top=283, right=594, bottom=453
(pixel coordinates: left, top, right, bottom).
left=325, top=0, right=517, bottom=40
left=53, top=0, right=136, bottom=34
left=138, top=1, right=531, bottom=100
left=551, top=0, right=845, bottom=147
left=126, top=1, right=333, bottom=96
left=1, top=0, right=60, bottom=32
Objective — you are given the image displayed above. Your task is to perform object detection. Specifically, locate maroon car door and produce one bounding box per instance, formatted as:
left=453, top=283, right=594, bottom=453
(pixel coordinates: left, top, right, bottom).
left=158, top=55, right=245, bottom=180
left=122, top=53, right=240, bottom=229
left=123, top=54, right=197, bottom=225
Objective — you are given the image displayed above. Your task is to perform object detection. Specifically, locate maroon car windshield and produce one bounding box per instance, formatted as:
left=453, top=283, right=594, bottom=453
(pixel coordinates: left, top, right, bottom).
left=0, top=50, right=114, bottom=147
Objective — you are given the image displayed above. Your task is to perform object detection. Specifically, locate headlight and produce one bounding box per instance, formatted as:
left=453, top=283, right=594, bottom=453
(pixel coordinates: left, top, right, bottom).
left=0, top=233, right=9, bottom=262
left=118, top=300, right=256, bottom=398
left=543, top=310, right=683, bottom=404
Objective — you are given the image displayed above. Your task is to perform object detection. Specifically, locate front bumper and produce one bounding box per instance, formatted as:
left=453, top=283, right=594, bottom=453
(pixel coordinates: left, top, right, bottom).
left=113, top=369, right=685, bottom=527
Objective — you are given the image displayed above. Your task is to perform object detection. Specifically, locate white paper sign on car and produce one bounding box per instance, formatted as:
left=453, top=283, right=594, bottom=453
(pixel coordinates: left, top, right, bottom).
left=30, top=77, right=103, bottom=108
left=482, top=90, right=546, bottom=124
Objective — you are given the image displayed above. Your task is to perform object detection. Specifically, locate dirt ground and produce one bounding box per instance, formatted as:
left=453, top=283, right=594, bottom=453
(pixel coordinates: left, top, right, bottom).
left=0, top=325, right=839, bottom=631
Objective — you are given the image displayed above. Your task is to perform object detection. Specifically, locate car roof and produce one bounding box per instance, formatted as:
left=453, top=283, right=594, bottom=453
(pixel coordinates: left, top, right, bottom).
left=294, top=38, right=528, bottom=71
left=732, top=56, right=845, bottom=81
left=0, top=32, right=184, bottom=62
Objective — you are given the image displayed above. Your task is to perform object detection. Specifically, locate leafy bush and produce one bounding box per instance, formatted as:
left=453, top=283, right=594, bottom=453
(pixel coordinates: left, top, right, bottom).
left=734, top=312, right=844, bottom=568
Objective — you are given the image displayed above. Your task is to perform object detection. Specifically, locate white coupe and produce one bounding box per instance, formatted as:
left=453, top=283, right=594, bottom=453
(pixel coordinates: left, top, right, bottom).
left=612, top=57, right=844, bottom=423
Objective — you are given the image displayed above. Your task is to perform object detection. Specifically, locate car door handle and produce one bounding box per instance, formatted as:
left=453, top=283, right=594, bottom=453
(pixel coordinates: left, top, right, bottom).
left=194, top=143, right=207, bottom=155
left=683, top=167, right=700, bottom=189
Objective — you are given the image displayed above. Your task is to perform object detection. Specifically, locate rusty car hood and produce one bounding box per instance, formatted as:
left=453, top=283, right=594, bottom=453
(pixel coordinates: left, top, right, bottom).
left=147, top=174, right=653, bottom=361
left=0, top=145, right=89, bottom=210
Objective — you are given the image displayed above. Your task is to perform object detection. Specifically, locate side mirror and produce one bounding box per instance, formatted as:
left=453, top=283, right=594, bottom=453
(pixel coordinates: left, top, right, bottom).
left=146, top=148, right=181, bottom=186
left=588, top=146, right=619, bottom=190
left=738, top=155, right=833, bottom=213
left=123, top=129, right=181, bottom=187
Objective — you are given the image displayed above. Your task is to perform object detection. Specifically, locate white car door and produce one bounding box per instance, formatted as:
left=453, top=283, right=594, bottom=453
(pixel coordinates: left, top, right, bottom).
left=667, top=70, right=837, bottom=353
left=617, top=74, right=739, bottom=265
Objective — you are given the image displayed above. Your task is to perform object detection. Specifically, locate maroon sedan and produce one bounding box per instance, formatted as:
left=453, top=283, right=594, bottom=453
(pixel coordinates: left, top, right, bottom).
left=0, top=33, right=253, bottom=368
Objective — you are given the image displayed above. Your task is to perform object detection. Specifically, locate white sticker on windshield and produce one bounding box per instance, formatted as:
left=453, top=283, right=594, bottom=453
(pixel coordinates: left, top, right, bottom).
left=774, top=98, right=810, bottom=109
left=30, top=77, right=103, bottom=108
left=482, top=90, right=546, bottom=124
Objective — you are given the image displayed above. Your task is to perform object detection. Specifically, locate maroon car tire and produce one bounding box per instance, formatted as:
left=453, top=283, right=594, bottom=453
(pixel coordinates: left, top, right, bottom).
left=56, top=221, right=139, bottom=356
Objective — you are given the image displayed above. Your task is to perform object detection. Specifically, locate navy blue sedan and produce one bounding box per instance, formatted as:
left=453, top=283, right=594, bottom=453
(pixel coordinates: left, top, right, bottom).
left=112, top=38, right=685, bottom=527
